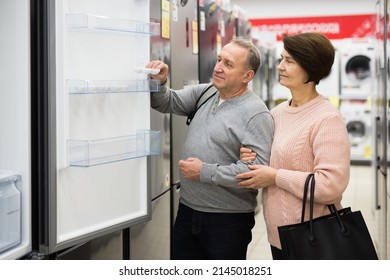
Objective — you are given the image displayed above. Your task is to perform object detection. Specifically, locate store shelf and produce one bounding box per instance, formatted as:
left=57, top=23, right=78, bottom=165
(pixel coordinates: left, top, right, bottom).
left=67, top=130, right=160, bottom=167
left=66, top=13, right=160, bottom=36
left=67, top=79, right=160, bottom=94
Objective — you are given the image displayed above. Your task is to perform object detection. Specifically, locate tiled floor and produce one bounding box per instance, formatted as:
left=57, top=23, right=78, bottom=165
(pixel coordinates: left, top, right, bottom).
left=247, top=164, right=377, bottom=260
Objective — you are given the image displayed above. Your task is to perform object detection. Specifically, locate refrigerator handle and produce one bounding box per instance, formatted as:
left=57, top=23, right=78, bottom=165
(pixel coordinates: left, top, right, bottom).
left=375, top=116, right=381, bottom=210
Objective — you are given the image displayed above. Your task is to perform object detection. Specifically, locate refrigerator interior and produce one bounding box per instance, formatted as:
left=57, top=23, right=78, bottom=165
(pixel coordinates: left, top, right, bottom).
left=0, top=0, right=32, bottom=260
left=31, top=0, right=160, bottom=257
left=129, top=0, right=171, bottom=260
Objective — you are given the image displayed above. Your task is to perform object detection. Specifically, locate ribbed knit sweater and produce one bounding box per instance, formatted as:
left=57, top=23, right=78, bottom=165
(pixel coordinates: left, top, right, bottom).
left=263, top=95, right=351, bottom=249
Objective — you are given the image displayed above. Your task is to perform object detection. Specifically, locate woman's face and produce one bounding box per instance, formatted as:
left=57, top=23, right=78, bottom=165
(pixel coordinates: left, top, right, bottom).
left=277, top=48, right=309, bottom=90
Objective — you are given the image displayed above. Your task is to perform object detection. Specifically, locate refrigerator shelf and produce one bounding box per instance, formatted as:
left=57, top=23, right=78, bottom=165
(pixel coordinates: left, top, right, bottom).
left=66, top=13, right=160, bottom=36
left=0, top=172, right=21, bottom=254
left=67, top=130, right=161, bottom=167
left=67, top=79, right=160, bottom=94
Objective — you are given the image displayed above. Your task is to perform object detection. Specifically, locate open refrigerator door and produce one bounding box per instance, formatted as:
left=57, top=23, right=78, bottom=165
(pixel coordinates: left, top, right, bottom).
left=37, top=0, right=161, bottom=256
left=0, top=0, right=161, bottom=260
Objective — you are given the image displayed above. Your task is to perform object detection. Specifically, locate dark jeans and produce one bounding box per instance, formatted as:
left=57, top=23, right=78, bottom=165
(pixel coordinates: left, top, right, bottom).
left=172, top=203, right=255, bottom=260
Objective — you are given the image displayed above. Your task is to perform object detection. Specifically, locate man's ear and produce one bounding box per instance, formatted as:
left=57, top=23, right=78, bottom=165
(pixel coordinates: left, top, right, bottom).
left=243, top=70, right=255, bottom=83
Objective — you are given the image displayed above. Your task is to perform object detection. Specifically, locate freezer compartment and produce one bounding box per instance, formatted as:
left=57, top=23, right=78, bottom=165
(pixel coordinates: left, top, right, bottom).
left=66, top=13, right=160, bottom=36
left=67, top=130, right=160, bottom=167
left=67, top=79, right=160, bottom=94
left=0, top=172, right=21, bottom=253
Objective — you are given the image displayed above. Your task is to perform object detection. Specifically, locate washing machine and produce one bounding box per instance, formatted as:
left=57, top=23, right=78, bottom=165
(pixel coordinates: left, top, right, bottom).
left=339, top=40, right=376, bottom=99
left=339, top=101, right=373, bottom=163
left=317, top=47, right=340, bottom=99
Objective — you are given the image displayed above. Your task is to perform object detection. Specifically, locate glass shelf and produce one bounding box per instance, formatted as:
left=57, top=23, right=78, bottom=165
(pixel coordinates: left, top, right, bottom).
left=67, top=130, right=161, bottom=167
left=0, top=172, right=21, bottom=253
left=67, top=79, right=160, bottom=94
left=66, top=13, right=160, bottom=36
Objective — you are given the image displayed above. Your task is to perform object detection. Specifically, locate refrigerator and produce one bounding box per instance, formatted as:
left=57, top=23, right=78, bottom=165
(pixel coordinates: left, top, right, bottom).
left=0, top=0, right=32, bottom=260
left=169, top=0, right=200, bottom=224
left=219, top=3, right=235, bottom=48
left=198, top=0, right=219, bottom=83
left=233, top=4, right=251, bottom=40
left=1, top=0, right=161, bottom=260
left=129, top=0, right=172, bottom=260
left=373, top=0, right=390, bottom=260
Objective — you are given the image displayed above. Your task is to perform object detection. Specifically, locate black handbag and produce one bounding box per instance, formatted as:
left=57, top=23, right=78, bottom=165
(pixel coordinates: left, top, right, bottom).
left=277, top=173, right=378, bottom=260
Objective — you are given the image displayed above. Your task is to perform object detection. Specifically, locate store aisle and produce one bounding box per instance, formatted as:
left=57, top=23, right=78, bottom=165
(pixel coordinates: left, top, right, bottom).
left=247, top=165, right=377, bottom=260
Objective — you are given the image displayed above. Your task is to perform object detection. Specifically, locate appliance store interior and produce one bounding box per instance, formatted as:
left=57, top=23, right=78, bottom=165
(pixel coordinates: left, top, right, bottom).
left=1, top=0, right=390, bottom=261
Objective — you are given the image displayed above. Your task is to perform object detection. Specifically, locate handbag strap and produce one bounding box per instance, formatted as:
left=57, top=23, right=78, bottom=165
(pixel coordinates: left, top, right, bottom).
left=301, top=173, right=314, bottom=223
left=305, top=174, right=348, bottom=243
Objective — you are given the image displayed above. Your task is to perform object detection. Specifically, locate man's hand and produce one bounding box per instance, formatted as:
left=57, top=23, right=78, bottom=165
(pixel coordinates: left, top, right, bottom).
left=146, top=60, right=169, bottom=85
left=179, top=157, right=202, bottom=181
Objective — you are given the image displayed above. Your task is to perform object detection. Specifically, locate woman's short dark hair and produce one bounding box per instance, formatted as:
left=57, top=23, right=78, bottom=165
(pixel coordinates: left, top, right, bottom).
left=282, top=32, right=335, bottom=85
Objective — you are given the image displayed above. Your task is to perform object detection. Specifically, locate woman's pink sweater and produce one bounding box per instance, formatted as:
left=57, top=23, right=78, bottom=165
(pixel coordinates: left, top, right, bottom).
left=263, top=95, right=351, bottom=249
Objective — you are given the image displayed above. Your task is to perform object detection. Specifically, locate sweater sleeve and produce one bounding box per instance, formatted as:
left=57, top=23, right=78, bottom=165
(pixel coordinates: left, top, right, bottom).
left=151, top=84, right=210, bottom=116
left=275, top=113, right=350, bottom=204
left=200, top=111, right=274, bottom=187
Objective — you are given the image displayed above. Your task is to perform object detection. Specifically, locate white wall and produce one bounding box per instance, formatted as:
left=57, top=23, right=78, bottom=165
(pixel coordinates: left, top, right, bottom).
left=230, top=0, right=377, bottom=19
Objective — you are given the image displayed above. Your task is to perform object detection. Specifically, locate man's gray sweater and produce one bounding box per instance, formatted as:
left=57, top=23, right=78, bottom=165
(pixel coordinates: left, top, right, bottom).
left=151, top=83, right=274, bottom=213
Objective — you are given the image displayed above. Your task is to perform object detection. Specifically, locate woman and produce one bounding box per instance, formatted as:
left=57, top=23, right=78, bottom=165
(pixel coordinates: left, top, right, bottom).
left=236, top=32, right=350, bottom=260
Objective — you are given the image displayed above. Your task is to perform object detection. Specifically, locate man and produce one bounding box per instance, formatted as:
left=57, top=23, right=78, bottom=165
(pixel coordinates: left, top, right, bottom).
left=146, top=38, right=274, bottom=260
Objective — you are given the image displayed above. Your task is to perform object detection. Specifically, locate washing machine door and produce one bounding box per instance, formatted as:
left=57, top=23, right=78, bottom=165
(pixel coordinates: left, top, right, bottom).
left=346, top=120, right=366, bottom=145
left=345, top=55, right=371, bottom=84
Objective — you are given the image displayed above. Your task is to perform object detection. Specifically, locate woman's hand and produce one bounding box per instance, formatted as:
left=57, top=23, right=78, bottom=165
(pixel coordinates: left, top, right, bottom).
left=236, top=164, right=277, bottom=189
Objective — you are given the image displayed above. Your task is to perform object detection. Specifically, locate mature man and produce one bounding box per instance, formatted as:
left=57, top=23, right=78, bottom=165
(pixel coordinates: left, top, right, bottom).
left=146, top=38, right=274, bottom=260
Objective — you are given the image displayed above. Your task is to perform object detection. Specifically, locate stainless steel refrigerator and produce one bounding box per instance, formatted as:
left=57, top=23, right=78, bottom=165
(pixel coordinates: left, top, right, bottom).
left=198, top=0, right=219, bottom=84
left=1, top=0, right=161, bottom=260
left=373, top=0, right=390, bottom=260
left=169, top=0, right=200, bottom=225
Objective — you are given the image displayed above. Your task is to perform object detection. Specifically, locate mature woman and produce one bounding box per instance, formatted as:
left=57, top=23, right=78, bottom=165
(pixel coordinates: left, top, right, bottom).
left=236, top=32, right=350, bottom=260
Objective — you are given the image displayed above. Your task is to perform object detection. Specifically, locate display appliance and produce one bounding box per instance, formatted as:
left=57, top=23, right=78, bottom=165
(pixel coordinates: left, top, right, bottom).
left=170, top=0, right=200, bottom=226
left=372, top=0, right=390, bottom=260
left=339, top=39, right=376, bottom=99
left=198, top=0, right=219, bottom=83
left=1, top=0, right=160, bottom=260
left=129, top=0, right=171, bottom=260
left=317, top=48, right=340, bottom=99
left=339, top=101, right=372, bottom=163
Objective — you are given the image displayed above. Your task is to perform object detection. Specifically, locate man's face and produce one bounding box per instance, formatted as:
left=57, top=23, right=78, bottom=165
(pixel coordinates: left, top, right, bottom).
left=212, top=43, right=250, bottom=91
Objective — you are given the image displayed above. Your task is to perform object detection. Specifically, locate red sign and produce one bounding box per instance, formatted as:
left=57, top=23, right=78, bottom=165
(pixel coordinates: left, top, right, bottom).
left=249, top=14, right=376, bottom=40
